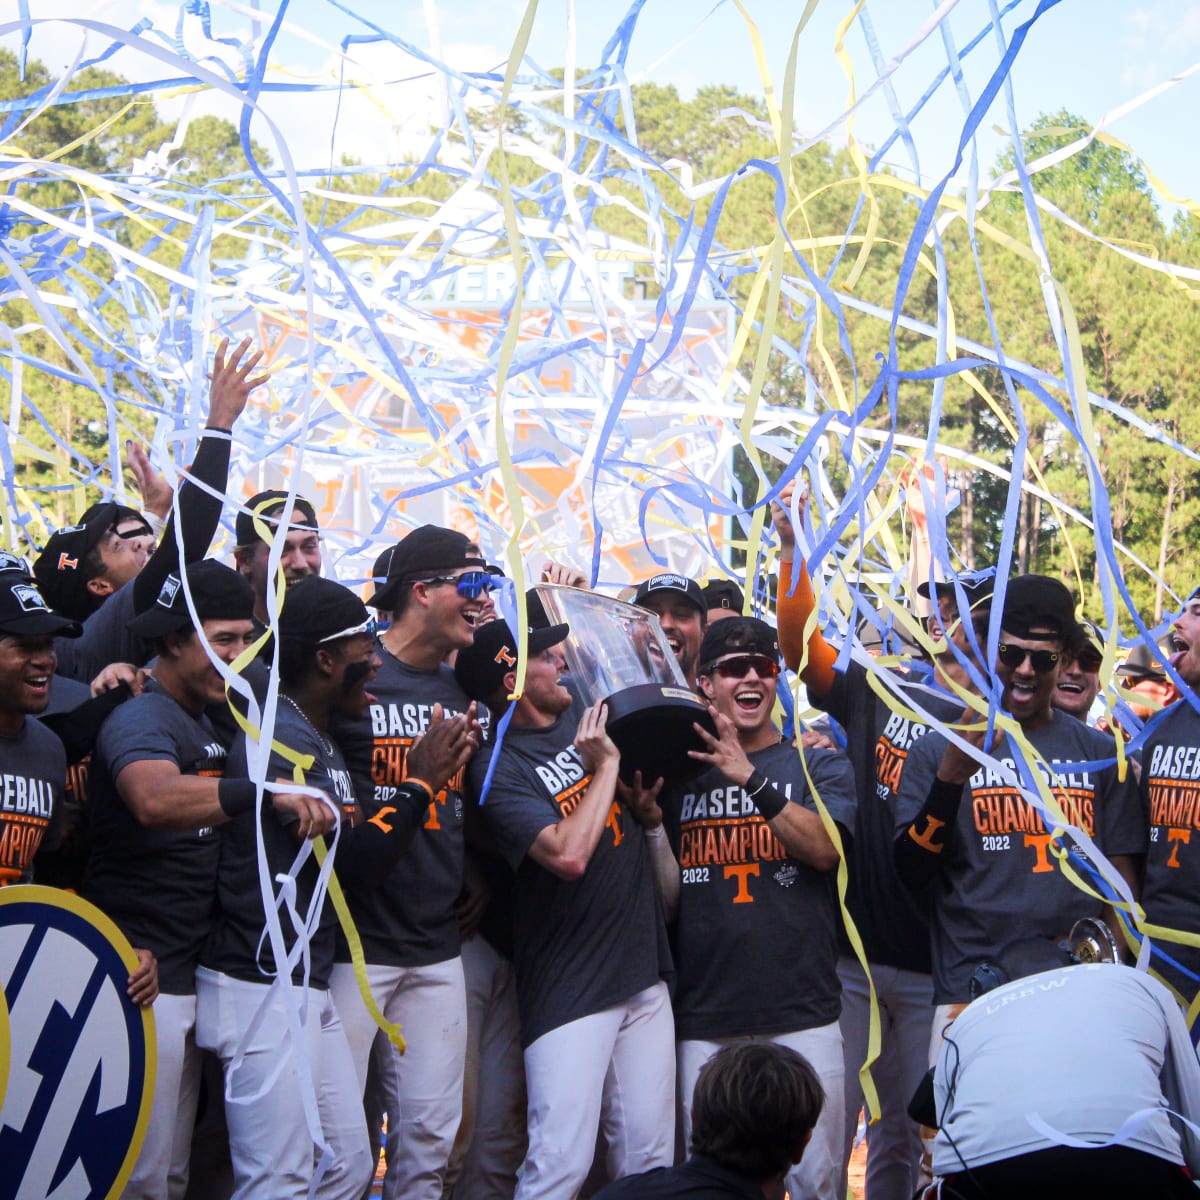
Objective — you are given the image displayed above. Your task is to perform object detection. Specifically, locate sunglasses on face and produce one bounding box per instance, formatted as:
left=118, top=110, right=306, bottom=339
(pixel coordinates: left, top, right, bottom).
left=997, top=643, right=1060, bottom=673
left=707, top=654, right=781, bottom=681
left=418, top=571, right=495, bottom=600
left=1074, top=650, right=1103, bottom=673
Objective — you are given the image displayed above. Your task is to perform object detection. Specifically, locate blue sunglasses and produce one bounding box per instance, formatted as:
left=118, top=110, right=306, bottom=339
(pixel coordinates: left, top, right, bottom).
left=417, top=571, right=496, bottom=600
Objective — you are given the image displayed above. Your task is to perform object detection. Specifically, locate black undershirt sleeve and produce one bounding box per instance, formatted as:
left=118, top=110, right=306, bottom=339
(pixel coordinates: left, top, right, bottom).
left=893, top=775, right=963, bottom=890
left=335, top=783, right=433, bottom=887
left=134, top=427, right=232, bottom=613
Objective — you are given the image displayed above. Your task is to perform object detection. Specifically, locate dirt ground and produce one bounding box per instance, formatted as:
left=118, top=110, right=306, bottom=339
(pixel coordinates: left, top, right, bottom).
left=846, top=1135, right=868, bottom=1197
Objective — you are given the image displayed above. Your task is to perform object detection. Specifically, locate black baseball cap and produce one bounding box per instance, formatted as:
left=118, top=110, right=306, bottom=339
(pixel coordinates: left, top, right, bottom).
left=917, top=568, right=996, bottom=607
left=1000, top=575, right=1079, bottom=642
left=368, top=526, right=486, bottom=611
left=235, top=490, right=319, bottom=549
left=0, top=570, right=81, bottom=638
left=453, top=618, right=569, bottom=703
left=81, top=500, right=150, bottom=533
left=0, top=552, right=31, bottom=575
left=278, top=576, right=373, bottom=643
left=633, top=573, right=705, bottom=616
left=33, top=501, right=144, bottom=621
left=1116, top=641, right=1170, bottom=684
left=127, top=560, right=256, bottom=639
left=702, top=578, right=744, bottom=614
left=698, top=616, right=779, bottom=674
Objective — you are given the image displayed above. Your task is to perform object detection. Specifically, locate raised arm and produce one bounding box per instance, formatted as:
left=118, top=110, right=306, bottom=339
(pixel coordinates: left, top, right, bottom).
left=771, top=482, right=839, bottom=697
left=134, top=338, right=267, bottom=612
left=893, top=717, right=979, bottom=889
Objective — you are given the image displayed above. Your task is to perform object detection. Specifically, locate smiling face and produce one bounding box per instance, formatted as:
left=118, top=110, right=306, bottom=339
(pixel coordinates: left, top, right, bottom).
left=995, top=627, right=1062, bottom=729
left=237, top=527, right=322, bottom=614
left=160, top=619, right=258, bottom=713
left=0, top=634, right=56, bottom=732
left=698, top=653, right=779, bottom=747
left=414, top=567, right=490, bottom=653
left=639, top=594, right=705, bottom=684
left=1172, top=595, right=1200, bottom=692
left=1053, top=645, right=1102, bottom=721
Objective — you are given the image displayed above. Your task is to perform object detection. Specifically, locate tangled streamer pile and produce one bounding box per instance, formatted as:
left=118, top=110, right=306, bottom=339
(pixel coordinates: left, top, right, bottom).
left=5, top=0, right=1200, bottom=1068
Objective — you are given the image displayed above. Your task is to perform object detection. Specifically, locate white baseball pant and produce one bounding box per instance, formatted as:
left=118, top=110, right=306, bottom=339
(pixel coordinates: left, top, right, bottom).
left=838, top=955, right=933, bottom=1200
left=126, top=991, right=202, bottom=1200
left=447, top=935, right=526, bottom=1200
left=328, top=956, right=467, bottom=1200
left=516, top=980, right=675, bottom=1200
left=193, top=968, right=372, bottom=1200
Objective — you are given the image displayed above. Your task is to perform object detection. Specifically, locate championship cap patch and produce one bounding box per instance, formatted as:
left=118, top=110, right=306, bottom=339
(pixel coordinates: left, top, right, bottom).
left=156, top=573, right=182, bottom=609
left=633, top=572, right=705, bottom=615
left=13, top=583, right=51, bottom=613
left=649, top=573, right=687, bottom=590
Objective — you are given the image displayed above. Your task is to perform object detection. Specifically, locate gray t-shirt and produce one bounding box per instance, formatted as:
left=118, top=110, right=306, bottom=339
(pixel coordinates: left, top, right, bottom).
left=815, top=660, right=963, bottom=972
left=471, top=702, right=671, bottom=1047
left=332, top=651, right=478, bottom=968
left=895, top=710, right=1146, bottom=1003
left=933, top=964, right=1200, bottom=1177
left=1139, top=698, right=1200, bottom=1001
left=662, top=739, right=857, bottom=1040
left=0, top=717, right=65, bottom=885
left=83, top=683, right=225, bottom=994
left=203, top=703, right=356, bottom=990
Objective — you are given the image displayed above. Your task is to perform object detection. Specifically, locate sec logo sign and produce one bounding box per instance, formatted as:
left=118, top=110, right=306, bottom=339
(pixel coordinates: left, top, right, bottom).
left=0, top=886, right=155, bottom=1200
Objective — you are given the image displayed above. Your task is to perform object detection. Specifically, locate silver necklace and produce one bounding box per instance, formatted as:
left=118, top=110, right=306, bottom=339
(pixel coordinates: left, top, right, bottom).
left=280, top=693, right=334, bottom=758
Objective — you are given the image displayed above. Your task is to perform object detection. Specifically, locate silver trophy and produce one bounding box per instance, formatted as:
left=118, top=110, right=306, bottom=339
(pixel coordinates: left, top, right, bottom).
left=1067, top=917, right=1121, bottom=964
left=533, top=584, right=715, bottom=783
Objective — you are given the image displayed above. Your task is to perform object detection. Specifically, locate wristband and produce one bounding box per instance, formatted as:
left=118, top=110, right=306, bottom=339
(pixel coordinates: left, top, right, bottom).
left=744, top=770, right=787, bottom=820
left=218, top=779, right=257, bottom=817
left=925, top=775, right=965, bottom=821
left=402, top=777, right=435, bottom=803
left=644, top=823, right=666, bottom=839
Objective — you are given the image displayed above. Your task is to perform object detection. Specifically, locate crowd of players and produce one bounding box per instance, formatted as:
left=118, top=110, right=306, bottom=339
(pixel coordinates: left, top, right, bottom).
left=4, top=340, right=1200, bottom=1200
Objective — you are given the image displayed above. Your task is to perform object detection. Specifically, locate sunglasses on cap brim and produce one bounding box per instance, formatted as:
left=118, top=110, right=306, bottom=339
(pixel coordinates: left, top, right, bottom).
left=114, top=521, right=154, bottom=541
left=318, top=616, right=378, bottom=644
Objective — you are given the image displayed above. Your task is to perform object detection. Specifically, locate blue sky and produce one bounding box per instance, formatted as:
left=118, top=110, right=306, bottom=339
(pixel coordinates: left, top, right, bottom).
left=11, top=1, right=1200, bottom=207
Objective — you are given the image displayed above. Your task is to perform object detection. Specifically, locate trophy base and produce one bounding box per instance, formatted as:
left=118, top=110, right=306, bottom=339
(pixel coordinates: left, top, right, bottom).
left=603, top=683, right=716, bottom=784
